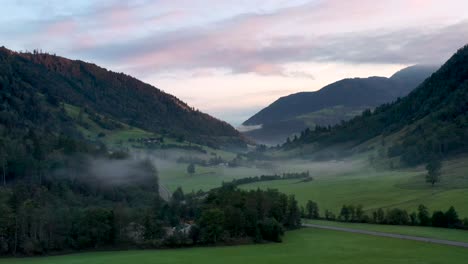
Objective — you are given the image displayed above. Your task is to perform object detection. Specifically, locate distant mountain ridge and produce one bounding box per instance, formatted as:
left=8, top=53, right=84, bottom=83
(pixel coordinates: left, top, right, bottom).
left=0, top=47, right=247, bottom=149
left=284, top=45, right=468, bottom=166
left=242, top=65, right=438, bottom=145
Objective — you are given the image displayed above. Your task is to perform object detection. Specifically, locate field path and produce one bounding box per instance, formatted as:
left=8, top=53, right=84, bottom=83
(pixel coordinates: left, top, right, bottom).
left=303, top=223, right=468, bottom=248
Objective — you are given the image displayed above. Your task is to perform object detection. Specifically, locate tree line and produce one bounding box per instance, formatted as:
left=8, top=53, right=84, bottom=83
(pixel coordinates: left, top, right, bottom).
left=302, top=200, right=468, bottom=230
left=223, top=172, right=312, bottom=187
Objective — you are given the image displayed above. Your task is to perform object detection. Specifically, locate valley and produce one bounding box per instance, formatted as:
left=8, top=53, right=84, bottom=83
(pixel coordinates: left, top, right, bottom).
left=1, top=7, right=467, bottom=262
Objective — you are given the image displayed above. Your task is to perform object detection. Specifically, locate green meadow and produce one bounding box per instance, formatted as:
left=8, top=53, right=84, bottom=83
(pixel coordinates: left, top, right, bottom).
left=235, top=156, right=468, bottom=217
left=2, top=228, right=467, bottom=264
left=158, top=153, right=468, bottom=218
left=158, top=164, right=268, bottom=192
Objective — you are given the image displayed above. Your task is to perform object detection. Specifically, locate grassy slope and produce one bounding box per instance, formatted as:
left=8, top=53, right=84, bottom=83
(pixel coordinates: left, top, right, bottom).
left=241, top=156, right=468, bottom=217
left=64, top=103, right=153, bottom=147
left=305, top=219, right=468, bottom=243
left=3, top=228, right=467, bottom=264
left=64, top=103, right=237, bottom=158
left=297, top=105, right=367, bottom=127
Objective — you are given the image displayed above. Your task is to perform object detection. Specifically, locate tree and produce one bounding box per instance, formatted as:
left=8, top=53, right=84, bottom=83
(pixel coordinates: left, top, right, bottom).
left=425, top=158, right=442, bottom=187
left=409, top=212, right=418, bottom=225
left=417, top=204, right=430, bottom=226
left=172, top=187, right=185, bottom=203
left=445, top=206, right=460, bottom=228
left=258, top=218, right=284, bottom=242
left=285, top=195, right=301, bottom=228
left=355, top=205, right=365, bottom=222
left=187, top=163, right=195, bottom=176
left=143, top=210, right=164, bottom=240
left=432, top=211, right=447, bottom=227
left=305, top=200, right=319, bottom=219
left=348, top=205, right=356, bottom=222
left=386, top=208, right=409, bottom=225
left=373, top=208, right=385, bottom=224
left=198, top=208, right=225, bottom=244
left=339, top=205, right=351, bottom=222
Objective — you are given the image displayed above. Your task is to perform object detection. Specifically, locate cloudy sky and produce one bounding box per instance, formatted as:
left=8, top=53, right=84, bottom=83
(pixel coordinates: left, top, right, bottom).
left=2, top=0, right=468, bottom=125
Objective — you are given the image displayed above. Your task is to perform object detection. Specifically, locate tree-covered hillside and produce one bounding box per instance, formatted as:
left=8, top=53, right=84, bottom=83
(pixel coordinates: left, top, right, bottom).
left=0, top=47, right=246, bottom=149
left=286, top=45, right=468, bottom=166
left=0, top=46, right=301, bottom=256
left=243, top=65, right=437, bottom=145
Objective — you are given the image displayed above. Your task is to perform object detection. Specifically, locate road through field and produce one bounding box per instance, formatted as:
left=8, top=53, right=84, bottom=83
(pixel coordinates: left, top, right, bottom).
left=303, top=223, right=468, bottom=248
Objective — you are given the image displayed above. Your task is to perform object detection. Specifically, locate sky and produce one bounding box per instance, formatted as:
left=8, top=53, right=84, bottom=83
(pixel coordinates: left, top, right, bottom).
left=2, top=0, right=468, bottom=126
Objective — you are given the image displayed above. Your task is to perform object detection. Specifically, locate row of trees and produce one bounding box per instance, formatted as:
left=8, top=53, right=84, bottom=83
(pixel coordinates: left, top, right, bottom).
left=223, top=172, right=312, bottom=187
left=301, top=199, right=467, bottom=230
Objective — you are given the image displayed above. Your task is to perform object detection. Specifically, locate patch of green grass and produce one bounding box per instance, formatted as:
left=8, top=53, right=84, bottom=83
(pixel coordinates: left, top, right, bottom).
left=3, top=228, right=467, bottom=264
left=305, top=219, right=468, bottom=243
left=297, top=105, right=367, bottom=127
left=158, top=164, right=268, bottom=192
left=64, top=103, right=154, bottom=146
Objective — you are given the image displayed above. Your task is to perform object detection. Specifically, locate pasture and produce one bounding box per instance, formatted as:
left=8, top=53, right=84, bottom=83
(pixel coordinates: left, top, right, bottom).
left=234, top=156, right=468, bottom=217
left=2, top=228, right=467, bottom=264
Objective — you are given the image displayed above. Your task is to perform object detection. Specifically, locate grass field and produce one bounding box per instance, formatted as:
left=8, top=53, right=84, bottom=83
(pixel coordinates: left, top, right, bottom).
left=2, top=228, right=467, bottom=264
left=304, top=219, right=468, bottom=243
left=158, top=155, right=468, bottom=218
left=241, top=156, right=468, bottom=218
left=158, top=164, right=268, bottom=192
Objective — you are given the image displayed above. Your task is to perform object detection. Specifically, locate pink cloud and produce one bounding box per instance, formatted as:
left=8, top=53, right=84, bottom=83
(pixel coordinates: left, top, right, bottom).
left=250, top=64, right=284, bottom=76
left=33, top=0, right=467, bottom=79
left=45, top=19, right=77, bottom=37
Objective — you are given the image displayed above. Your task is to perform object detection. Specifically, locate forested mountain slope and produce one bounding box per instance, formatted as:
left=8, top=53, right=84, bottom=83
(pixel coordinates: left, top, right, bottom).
left=243, top=65, right=437, bottom=145
left=285, top=45, right=468, bottom=166
left=0, top=47, right=246, bottom=149
left=0, top=47, right=302, bottom=256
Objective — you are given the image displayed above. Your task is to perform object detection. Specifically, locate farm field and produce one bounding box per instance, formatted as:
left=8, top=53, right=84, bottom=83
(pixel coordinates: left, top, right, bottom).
left=2, top=228, right=468, bottom=264
left=241, top=156, right=468, bottom=217
left=304, top=219, right=468, bottom=243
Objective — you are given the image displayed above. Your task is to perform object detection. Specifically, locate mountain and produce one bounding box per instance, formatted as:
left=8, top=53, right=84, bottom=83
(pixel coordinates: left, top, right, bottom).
left=242, top=65, right=438, bottom=145
left=0, top=48, right=292, bottom=256
left=285, top=45, right=468, bottom=166
left=0, top=47, right=246, bottom=149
